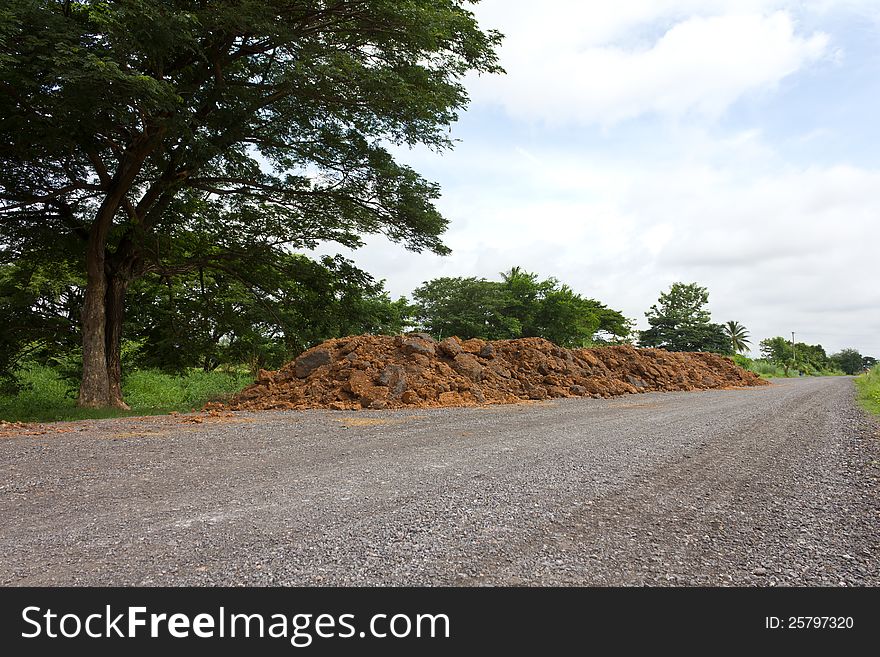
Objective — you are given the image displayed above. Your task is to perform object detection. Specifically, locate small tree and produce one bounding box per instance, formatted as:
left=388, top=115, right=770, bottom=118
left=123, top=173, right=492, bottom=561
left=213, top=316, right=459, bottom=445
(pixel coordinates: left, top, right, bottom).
left=639, top=282, right=731, bottom=353
left=723, top=320, right=751, bottom=354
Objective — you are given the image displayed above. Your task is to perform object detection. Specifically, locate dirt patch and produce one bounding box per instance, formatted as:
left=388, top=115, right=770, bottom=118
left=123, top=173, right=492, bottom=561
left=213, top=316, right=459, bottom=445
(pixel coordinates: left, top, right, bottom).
left=0, top=421, right=76, bottom=438
left=229, top=334, right=767, bottom=411
left=335, top=417, right=397, bottom=428
left=172, top=408, right=256, bottom=425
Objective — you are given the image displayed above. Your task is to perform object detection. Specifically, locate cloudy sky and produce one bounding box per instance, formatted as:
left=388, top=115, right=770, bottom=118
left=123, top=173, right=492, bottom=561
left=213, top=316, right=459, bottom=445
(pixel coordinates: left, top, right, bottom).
left=329, top=0, right=880, bottom=357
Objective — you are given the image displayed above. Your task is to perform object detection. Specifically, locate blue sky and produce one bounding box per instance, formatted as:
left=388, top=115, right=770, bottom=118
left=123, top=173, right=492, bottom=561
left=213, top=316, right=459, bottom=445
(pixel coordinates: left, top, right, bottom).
left=322, top=1, right=880, bottom=357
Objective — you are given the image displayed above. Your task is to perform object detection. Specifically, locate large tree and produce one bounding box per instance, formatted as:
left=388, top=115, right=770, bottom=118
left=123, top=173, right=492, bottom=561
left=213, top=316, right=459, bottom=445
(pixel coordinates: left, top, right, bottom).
left=0, top=0, right=501, bottom=407
left=639, top=282, right=731, bottom=353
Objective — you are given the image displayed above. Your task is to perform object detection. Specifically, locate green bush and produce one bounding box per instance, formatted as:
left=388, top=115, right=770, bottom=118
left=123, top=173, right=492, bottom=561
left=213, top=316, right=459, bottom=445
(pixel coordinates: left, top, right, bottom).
left=0, top=363, right=80, bottom=422
left=749, top=359, right=791, bottom=378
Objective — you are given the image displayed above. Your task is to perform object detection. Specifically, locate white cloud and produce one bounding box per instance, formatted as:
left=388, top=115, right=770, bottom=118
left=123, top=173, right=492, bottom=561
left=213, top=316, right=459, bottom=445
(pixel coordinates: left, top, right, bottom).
left=469, top=3, right=830, bottom=125
left=310, top=1, right=880, bottom=358
left=324, top=131, right=880, bottom=356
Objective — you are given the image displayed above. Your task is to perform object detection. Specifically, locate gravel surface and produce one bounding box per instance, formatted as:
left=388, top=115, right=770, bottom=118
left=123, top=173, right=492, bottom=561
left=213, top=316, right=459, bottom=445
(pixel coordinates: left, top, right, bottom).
left=1, top=377, right=878, bottom=586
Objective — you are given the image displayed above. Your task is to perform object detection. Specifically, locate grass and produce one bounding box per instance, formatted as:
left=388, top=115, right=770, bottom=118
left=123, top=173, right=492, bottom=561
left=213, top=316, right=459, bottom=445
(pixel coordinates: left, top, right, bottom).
left=749, top=360, right=793, bottom=379
left=731, top=354, right=845, bottom=379
left=855, top=365, right=880, bottom=416
left=733, top=355, right=797, bottom=379
left=0, top=363, right=254, bottom=424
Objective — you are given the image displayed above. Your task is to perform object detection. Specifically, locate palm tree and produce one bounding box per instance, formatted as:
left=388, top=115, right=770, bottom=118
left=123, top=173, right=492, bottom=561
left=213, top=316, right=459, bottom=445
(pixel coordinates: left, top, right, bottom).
left=724, top=320, right=751, bottom=353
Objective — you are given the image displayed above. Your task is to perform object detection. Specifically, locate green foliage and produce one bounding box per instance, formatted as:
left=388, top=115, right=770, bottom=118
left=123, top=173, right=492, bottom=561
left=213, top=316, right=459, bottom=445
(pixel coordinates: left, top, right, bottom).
left=2, top=0, right=503, bottom=253
left=748, top=359, right=796, bottom=379
left=855, top=365, right=880, bottom=416
left=759, top=336, right=792, bottom=364
left=412, top=276, right=522, bottom=341
left=831, top=348, right=867, bottom=376
left=0, top=261, right=83, bottom=390
left=122, top=368, right=253, bottom=412
left=723, top=320, right=751, bottom=353
left=760, top=337, right=846, bottom=375
left=0, top=362, right=252, bottom=423
left=0, top=0, right=502, bottom=405
left=0, top=251, right=410, bottom=386
left=639, top=282, right=731, bottom=353
left=126, top=254, right=409, bottom=375
left=731, top=353, right=804, bottom=380
left=412, top=268, right=632, bottom=347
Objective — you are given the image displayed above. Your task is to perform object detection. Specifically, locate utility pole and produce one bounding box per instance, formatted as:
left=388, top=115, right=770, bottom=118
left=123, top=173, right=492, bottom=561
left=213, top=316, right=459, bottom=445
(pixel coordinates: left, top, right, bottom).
left=791, top=331, right=796, bottom=370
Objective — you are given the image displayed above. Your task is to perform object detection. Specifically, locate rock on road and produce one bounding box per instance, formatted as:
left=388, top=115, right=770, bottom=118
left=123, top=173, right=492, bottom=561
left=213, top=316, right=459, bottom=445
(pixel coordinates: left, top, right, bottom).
left=1, top=377, right=878, bottom=586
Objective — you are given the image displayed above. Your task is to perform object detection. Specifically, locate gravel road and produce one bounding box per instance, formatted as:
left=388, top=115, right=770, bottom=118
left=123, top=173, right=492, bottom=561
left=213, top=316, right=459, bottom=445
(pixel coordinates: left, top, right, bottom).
left=1, top=377, right=878, bottom=586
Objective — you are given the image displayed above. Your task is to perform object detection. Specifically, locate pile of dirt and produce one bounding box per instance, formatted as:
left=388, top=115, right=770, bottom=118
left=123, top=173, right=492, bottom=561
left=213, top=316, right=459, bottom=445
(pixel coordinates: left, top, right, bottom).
left=229, top=333, right=768, bottom=411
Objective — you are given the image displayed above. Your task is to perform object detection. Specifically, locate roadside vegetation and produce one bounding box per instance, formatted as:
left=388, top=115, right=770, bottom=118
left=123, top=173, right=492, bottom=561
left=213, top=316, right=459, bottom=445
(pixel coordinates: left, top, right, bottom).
left=2, top=272, right=874, bottom=422
left=0, top=363, right=251, bottom=424
left=732, top=354, right=843, bottom=379
left=744, top=338, right=871, bottom=379
left=0, top=264, right=634, bottom=422
left=855, top=365, right=880, bottom=416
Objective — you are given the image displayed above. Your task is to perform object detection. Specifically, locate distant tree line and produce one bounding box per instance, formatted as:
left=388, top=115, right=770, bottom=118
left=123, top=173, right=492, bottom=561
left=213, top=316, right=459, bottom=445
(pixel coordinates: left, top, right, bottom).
left=760, top=338, right=874, bottom=376
left=635, top=282, right=875, bottom=375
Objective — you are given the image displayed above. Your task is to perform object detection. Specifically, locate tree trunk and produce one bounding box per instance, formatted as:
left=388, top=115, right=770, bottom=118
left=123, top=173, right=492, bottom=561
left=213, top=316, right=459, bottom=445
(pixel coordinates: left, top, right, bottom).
left=76, top=130, right=161, bottom=408
left=105, top=273, right=131, bottom=410
left=77, top=243, right=111, bottom=408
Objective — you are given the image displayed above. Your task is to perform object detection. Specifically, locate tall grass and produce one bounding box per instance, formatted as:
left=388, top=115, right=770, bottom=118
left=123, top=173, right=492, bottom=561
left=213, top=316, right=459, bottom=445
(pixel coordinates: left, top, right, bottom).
left=855, top=365, right=880, bottom=416
left=749, top=360, right=792, bottom=378
left=0, top=363, right=253, bottom=423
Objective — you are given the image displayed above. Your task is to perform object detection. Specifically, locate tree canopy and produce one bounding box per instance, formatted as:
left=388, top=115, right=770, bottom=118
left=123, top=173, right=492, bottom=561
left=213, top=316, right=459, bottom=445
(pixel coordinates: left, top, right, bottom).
left=759, top=336, right=793, bottom=364
left=831, top=348, right=867, bottom=375
left=639, top=282, right=731, bottom=353
left=412, top=267, right=632, bottom=347
left=0, top=0, right=502, bottom=407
